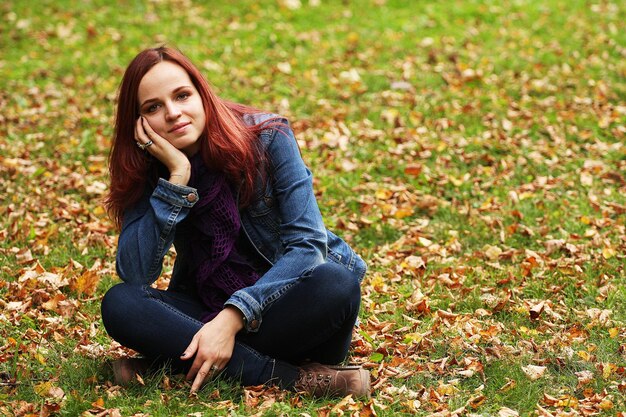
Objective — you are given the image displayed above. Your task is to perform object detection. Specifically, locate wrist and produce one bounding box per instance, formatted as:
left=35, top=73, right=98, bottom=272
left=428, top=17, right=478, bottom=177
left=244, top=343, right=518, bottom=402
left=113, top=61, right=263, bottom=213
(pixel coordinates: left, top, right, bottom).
left=168, top=168, right=190, bottom=185
left=220, top=306, right=245, bottom=333
left=168, top=173, right=187, bottom=185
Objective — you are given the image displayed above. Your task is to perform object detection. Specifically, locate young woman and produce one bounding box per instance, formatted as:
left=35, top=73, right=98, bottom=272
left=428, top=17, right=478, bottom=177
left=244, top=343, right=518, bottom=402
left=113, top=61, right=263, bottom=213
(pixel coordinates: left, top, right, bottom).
left=100, top=46, right=369, bottom=398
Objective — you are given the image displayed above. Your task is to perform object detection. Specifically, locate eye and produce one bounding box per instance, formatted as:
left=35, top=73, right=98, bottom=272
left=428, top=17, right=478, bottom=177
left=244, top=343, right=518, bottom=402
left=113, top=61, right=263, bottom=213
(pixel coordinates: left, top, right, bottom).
left=145, top=103, right=160, bottom=113
left=177, top=92, right=190, bottom=101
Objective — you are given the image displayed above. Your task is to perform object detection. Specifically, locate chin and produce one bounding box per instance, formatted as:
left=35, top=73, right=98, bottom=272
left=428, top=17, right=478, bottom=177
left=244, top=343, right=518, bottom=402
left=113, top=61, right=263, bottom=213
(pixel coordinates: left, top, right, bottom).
left=178, top=140, right=201, bottom=154
left=170, top=136, right=199, bottom=148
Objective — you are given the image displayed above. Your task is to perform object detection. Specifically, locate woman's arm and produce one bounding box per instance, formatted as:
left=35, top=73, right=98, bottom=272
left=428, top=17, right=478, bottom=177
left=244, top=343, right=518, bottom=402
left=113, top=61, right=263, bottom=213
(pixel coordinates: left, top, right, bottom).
left=116, top=179, right=198, bottom=284
left=115, top=118, right=199, bottom=284
left=225, top=120, right=328, bottom=331
left=180, top=305, right=244, bottom=393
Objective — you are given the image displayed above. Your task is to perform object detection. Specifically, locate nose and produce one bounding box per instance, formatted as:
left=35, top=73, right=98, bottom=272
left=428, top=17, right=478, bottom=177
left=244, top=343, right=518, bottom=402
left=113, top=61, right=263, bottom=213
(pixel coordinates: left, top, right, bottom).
left=164, top=101, right=182, bottom=121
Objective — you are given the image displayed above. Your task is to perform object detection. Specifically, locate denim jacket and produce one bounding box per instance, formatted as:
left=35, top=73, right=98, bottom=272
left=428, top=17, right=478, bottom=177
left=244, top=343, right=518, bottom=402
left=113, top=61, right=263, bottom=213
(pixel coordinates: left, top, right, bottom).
left=115, top=113, right=367, bottom=332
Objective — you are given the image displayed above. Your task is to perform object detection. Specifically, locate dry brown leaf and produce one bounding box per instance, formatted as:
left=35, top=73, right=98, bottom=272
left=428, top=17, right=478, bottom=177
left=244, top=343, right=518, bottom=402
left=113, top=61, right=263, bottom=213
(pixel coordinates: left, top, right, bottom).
left=521, top=365, right=547, bottom=380
left=529, top=300, right=545, bottom=320
left=498, top=407, right=519, bottom=417
left=575, top=370, right=594, bottom=388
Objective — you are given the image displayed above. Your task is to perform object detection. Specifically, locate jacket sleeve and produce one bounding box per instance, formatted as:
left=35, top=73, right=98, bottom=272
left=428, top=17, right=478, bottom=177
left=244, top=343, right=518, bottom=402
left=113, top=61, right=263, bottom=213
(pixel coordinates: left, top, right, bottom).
left=225, top=121, right=328, bottom=332
left=115, top=178, right=199, bottom=284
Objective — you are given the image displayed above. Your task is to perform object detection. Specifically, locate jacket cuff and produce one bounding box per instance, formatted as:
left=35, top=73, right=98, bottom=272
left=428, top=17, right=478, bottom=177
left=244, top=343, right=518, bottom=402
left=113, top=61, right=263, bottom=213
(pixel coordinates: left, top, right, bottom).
left=152, top=178, right=199, bottom=208
left=225, top=291, right=262, bottom=333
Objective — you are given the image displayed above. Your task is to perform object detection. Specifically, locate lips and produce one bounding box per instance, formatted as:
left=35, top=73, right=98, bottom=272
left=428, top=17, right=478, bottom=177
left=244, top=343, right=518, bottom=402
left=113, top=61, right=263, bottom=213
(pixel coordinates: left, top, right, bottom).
left=168, top=122, right=191, bottom=133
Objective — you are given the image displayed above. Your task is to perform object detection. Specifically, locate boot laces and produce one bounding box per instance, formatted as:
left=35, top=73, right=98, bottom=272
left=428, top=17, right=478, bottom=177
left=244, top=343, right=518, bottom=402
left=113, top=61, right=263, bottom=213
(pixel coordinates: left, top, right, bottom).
left=298, top=371, right=333, bottom=391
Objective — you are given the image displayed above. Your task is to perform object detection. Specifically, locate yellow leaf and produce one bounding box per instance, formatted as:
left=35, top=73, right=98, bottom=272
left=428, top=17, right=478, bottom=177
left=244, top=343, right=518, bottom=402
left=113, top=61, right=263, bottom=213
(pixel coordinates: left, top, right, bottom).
left=370, top=272, right=385, bottom=292
left=437, top=383, right=458, bottom=396
left=580, top=215, right=591, bottom=224
left=347, top=32, right=359, bottom=44
left=480, top=198, right=494, bottom=210
left=380, top=108, right=399, bottom=125
left=602, top=246, right=616, bottom=259
left=33, top=381, right=64, bottom=399
left=556, top=395, right=578, bottom=408
left=375, top=188, right=393, bottom=200
left=484, top=245, right=502, bottom=261
left=404, top=399, right=422, bottom=412
left=599, top=399, right=613, bottom=410
left=394, top=207, right=413, bottom=219
left=609, top=328, right=619, bottom=338
left=404, top=333, right=423, bottom=344
left=34, top=381, right=53, bottom=396
left=499, top=379, right=517, bottom=392
left=34, top=351, right=47, bottom=364
left=577, top=350, right=591, bottom=361
left=602, top=362, right=616, bottom=379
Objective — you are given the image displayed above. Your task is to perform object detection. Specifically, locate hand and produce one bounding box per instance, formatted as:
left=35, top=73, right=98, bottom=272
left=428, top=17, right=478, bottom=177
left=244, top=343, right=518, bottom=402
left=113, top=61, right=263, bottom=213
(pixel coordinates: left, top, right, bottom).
left=135, top=117, right=191, bottom=185
left=180, top=307, right=245, bottom=393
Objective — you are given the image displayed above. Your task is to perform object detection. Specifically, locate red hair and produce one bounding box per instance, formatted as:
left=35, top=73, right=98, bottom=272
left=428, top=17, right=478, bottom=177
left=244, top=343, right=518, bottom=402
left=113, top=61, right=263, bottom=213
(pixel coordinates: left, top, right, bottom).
left=105, top=46, right=272, bottom=228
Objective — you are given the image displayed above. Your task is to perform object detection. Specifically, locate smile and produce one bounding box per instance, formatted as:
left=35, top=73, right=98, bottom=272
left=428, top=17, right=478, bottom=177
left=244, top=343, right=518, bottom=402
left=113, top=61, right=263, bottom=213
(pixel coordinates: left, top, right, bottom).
left=169, top=122, right=191, bottom=133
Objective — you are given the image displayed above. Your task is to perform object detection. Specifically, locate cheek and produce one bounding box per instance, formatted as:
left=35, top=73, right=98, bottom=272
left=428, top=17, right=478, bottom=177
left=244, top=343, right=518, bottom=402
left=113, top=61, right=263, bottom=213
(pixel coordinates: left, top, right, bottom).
left=145, top=116, right=166, bottom=135
left=192, top=99, right=205, bottom=118
left=195, top=107, right=206, bottom=125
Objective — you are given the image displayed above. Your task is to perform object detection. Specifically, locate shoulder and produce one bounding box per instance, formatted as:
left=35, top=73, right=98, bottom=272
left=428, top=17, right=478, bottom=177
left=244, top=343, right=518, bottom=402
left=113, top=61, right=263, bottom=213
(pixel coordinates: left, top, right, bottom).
left=242, top=112, right=287, bottom=127
left=243, top=112, right=293, bottom=150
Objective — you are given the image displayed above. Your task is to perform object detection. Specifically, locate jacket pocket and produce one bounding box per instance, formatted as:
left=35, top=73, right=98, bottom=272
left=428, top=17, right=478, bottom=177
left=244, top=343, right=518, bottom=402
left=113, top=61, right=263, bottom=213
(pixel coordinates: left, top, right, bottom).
left=327, top=247, right=343, bottom=263
left=247, top=194, right=280, bottom=235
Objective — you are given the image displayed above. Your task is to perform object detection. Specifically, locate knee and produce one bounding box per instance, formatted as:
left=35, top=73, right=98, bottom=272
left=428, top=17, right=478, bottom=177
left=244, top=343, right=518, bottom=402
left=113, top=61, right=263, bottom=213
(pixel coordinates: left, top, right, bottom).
left=309, top=262, right=361, bottom=304
left=100, top=283, right=143, bottom=331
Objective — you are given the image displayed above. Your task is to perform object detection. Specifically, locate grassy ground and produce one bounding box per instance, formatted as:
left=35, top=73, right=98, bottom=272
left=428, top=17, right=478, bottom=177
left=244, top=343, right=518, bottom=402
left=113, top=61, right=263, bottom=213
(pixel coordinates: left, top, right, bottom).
left=1, top=0, right=625, bottom=415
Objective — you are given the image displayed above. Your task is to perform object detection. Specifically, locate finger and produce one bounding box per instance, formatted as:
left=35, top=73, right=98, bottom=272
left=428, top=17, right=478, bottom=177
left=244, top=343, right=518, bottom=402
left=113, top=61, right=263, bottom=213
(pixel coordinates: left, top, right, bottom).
left=180, top=336, right=198, bottom=361
left=141, top=117, right=158, bottom=137
left=190, top=362, right=212, bottom=393
left=135, top=118, right=144, bottom=140
left=186, top=355, right=201, bottom=381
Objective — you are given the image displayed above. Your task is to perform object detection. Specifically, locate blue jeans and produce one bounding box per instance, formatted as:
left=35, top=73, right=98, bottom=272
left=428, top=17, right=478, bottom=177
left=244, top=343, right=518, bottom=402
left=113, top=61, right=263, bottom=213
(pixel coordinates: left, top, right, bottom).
left=101, top=262, right=361, bottom=389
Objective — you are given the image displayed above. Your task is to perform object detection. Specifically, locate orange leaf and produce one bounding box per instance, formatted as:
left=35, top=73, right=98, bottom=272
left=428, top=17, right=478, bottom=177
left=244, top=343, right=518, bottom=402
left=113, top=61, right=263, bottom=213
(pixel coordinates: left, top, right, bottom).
left=404, top=164, right=422, bottom=176
left=70, top=269, right=100, bottom=296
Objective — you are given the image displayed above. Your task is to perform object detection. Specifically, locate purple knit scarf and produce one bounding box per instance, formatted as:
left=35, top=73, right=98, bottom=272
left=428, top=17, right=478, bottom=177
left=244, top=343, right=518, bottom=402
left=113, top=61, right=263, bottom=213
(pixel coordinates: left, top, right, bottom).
left=187, top=154, right=260, bottom=322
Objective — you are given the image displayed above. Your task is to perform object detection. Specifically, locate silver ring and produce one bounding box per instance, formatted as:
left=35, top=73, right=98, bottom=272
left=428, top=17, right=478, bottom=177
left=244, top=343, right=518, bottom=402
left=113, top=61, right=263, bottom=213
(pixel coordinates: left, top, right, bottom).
left=211, top=365, right=219, bottom=371
left=136, top=140, right=153, bottom=150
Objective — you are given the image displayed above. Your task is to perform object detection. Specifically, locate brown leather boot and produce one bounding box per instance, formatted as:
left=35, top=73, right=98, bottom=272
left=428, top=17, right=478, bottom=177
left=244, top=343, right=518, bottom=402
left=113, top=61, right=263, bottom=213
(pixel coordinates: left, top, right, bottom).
left=294, top=363, right=370, bottom=398
left=111, top=357, right=150, bottom=386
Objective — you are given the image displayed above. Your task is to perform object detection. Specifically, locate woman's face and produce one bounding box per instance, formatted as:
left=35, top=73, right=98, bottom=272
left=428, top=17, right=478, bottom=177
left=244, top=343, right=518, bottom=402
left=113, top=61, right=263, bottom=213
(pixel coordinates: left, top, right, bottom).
left=137, top=61, right=206, bottom=155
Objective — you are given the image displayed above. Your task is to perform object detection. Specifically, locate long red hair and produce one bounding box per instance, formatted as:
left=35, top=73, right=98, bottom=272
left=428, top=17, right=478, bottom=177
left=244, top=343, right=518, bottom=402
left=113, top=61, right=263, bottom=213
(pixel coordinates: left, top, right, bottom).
left=105, top=46, right=270, bottom=228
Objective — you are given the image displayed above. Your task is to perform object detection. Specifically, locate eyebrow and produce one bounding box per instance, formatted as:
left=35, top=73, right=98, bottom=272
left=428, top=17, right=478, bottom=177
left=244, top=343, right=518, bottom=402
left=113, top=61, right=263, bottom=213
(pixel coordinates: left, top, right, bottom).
left=140, top=86, right=192, bottom=108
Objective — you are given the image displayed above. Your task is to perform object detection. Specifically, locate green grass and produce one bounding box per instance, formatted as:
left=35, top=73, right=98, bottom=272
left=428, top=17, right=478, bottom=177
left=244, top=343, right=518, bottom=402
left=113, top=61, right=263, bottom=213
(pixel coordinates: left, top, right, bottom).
left=2, top=0, right=626, bottom=415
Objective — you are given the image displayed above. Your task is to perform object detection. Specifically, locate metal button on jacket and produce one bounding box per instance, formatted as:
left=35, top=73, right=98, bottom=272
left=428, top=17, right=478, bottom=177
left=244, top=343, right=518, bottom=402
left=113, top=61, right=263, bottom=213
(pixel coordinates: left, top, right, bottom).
left=249, top=319, right=260, bottom=330
left=186, top=193, right=197, bottom=203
